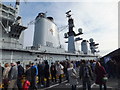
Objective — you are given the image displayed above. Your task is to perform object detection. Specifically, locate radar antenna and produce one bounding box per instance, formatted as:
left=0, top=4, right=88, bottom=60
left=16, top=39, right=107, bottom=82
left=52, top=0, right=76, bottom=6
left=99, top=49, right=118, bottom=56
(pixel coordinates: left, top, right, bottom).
left=66, top=10, right=72, bottom=18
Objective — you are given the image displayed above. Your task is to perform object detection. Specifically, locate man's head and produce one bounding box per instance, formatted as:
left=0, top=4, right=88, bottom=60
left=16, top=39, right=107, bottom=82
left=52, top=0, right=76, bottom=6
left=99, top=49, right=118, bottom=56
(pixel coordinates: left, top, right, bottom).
left=16, top=61, right=20, bottom=65
left=31, top=62, right=34, bottom=66
left=51, top=62, right=53, bottom=65
left=45, top=60, right=48, bottom=65
left=26, top=64, right=30, bottom=69
left=82, top=60, right=86, bottom=64
left=11, top=62, right=16, bottom=66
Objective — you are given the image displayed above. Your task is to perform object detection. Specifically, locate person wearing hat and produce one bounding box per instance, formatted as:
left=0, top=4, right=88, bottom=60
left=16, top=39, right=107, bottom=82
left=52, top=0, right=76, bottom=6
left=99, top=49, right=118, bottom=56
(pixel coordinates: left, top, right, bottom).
left=50, top=62, right=57, bottom=83
left=44, top=60, right=50, bottom=87
left=16, top=61, right=24, bottom=90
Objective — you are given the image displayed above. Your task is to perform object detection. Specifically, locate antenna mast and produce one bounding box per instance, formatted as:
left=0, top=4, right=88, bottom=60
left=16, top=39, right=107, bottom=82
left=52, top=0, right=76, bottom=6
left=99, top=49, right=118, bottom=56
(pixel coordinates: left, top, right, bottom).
left=15, top=0, right=20, bottom=17
left=65, top=10, right=83, bottom=53
left=65, top=10, right=75, bottom=53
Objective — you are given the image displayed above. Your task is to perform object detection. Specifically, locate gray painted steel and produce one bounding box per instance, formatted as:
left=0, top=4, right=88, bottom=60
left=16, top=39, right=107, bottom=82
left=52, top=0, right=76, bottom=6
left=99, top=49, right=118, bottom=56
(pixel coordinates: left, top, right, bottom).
left=68, top=36, right=75, bottom=53
left=0, top=3, right=100, bottom=64
left=0, top=3, right=24, bottom=49
left=81, top=40, right=89, bottom=54
left=1, top=48, right=98, bottom=66
left=33, top=15, right=59, bottom=48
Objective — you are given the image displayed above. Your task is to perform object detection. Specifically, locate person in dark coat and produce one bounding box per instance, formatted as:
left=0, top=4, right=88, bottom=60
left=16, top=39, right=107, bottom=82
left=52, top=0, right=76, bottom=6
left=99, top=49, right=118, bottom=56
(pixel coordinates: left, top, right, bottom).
left=30, top=63, right=38, bottom=90
left=116, top=61, right=120, bottom=88
left=50, top=62, right=57, bottom=83
left=25, top=65, right=31, bottom=82
left=79, top=60, right=93, bottom=90
left=63, top=61, right=69, bottom=82
left=116, top=61, right=120, bottom=79
left=24, top=64, right=31, bottom=90
left=16, top=61, right=24, bottom=90
left=37, top=61, right=45, bottom=87
left=44, top=60, right=50, bottom=87
left=95, top=62, right=107, bottom=90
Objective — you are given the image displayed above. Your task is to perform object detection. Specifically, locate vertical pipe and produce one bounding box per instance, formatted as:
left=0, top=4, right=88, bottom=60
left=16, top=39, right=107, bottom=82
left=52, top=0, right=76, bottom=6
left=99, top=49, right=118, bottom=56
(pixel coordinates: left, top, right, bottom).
left=0, top=2, right=2, bottom=63
left=11, top=51, right=13, bottom=63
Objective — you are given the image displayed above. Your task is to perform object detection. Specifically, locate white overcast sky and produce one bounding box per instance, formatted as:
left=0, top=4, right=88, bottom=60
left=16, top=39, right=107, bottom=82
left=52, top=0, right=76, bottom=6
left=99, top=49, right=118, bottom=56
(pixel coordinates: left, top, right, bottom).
left=3, top=0, right=119, bottom=56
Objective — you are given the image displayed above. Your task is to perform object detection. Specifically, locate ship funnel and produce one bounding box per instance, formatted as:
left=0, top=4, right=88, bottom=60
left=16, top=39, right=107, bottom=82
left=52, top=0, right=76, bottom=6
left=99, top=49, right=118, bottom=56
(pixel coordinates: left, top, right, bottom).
left=33, top=12, right=60, bottom=48
left=81, top=40, right=89, bottom=54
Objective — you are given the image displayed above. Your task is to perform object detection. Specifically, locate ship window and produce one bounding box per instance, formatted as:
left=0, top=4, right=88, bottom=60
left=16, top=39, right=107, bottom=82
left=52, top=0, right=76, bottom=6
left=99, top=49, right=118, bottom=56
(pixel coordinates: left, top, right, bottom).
left=17, top=35, right=19, bottom=38
left=11, top=34, right=14, bottom=37
left=17, top=30, right=21, bottom=33
left=2, top=5, right=8, bottom=11
left=2, top=11, right=8, bottom=17
left=10, top=8, right=15, bottom=14
left=16, top=30, right=19, bottom=33
left=9, top=13, right=14, bottom=19
left=37, top=55, right=40, bottom=57
left=14, top=35, right=17, bottom=37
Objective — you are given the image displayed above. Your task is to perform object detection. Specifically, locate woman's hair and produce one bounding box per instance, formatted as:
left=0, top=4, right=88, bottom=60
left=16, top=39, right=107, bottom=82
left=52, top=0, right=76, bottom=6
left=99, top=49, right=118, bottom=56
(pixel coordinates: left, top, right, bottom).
left=96, top=61, right=101, bottom=67
left=68, top=63, right=73, bottom=68
left=4, top=63, right=9, bottom=67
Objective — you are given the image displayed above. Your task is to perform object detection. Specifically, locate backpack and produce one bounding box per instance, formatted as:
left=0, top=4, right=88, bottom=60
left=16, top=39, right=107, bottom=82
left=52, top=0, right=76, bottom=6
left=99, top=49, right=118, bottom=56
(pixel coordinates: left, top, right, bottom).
left=83, top=66, right=90, bottom=78
left=71, top=69, right=78, bottom=79
left=18, top=65, right=24, bottom=77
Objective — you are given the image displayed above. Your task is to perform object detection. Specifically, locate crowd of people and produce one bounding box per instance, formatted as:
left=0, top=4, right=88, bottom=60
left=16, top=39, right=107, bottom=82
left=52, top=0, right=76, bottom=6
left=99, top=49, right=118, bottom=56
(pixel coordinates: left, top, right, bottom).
left=0, top=59, right=120, bottom=90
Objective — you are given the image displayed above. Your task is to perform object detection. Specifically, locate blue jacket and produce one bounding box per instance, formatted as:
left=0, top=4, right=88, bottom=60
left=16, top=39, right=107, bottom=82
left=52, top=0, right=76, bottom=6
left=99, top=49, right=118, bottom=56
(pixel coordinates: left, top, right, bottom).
left=31, top=65, right=38, bottom=76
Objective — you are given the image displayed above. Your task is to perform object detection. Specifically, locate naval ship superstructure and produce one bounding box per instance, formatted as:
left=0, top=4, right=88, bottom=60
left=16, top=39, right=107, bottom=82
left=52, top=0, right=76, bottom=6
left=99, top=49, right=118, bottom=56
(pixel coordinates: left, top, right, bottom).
left=0, top=1, right=99, bottom=65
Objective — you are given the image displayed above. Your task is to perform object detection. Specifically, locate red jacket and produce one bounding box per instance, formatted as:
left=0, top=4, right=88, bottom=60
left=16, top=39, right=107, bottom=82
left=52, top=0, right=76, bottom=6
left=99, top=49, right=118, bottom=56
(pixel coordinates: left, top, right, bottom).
left=22, top=80, right=30, bottom=90
left=95, top=66, right=107, bottom=84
